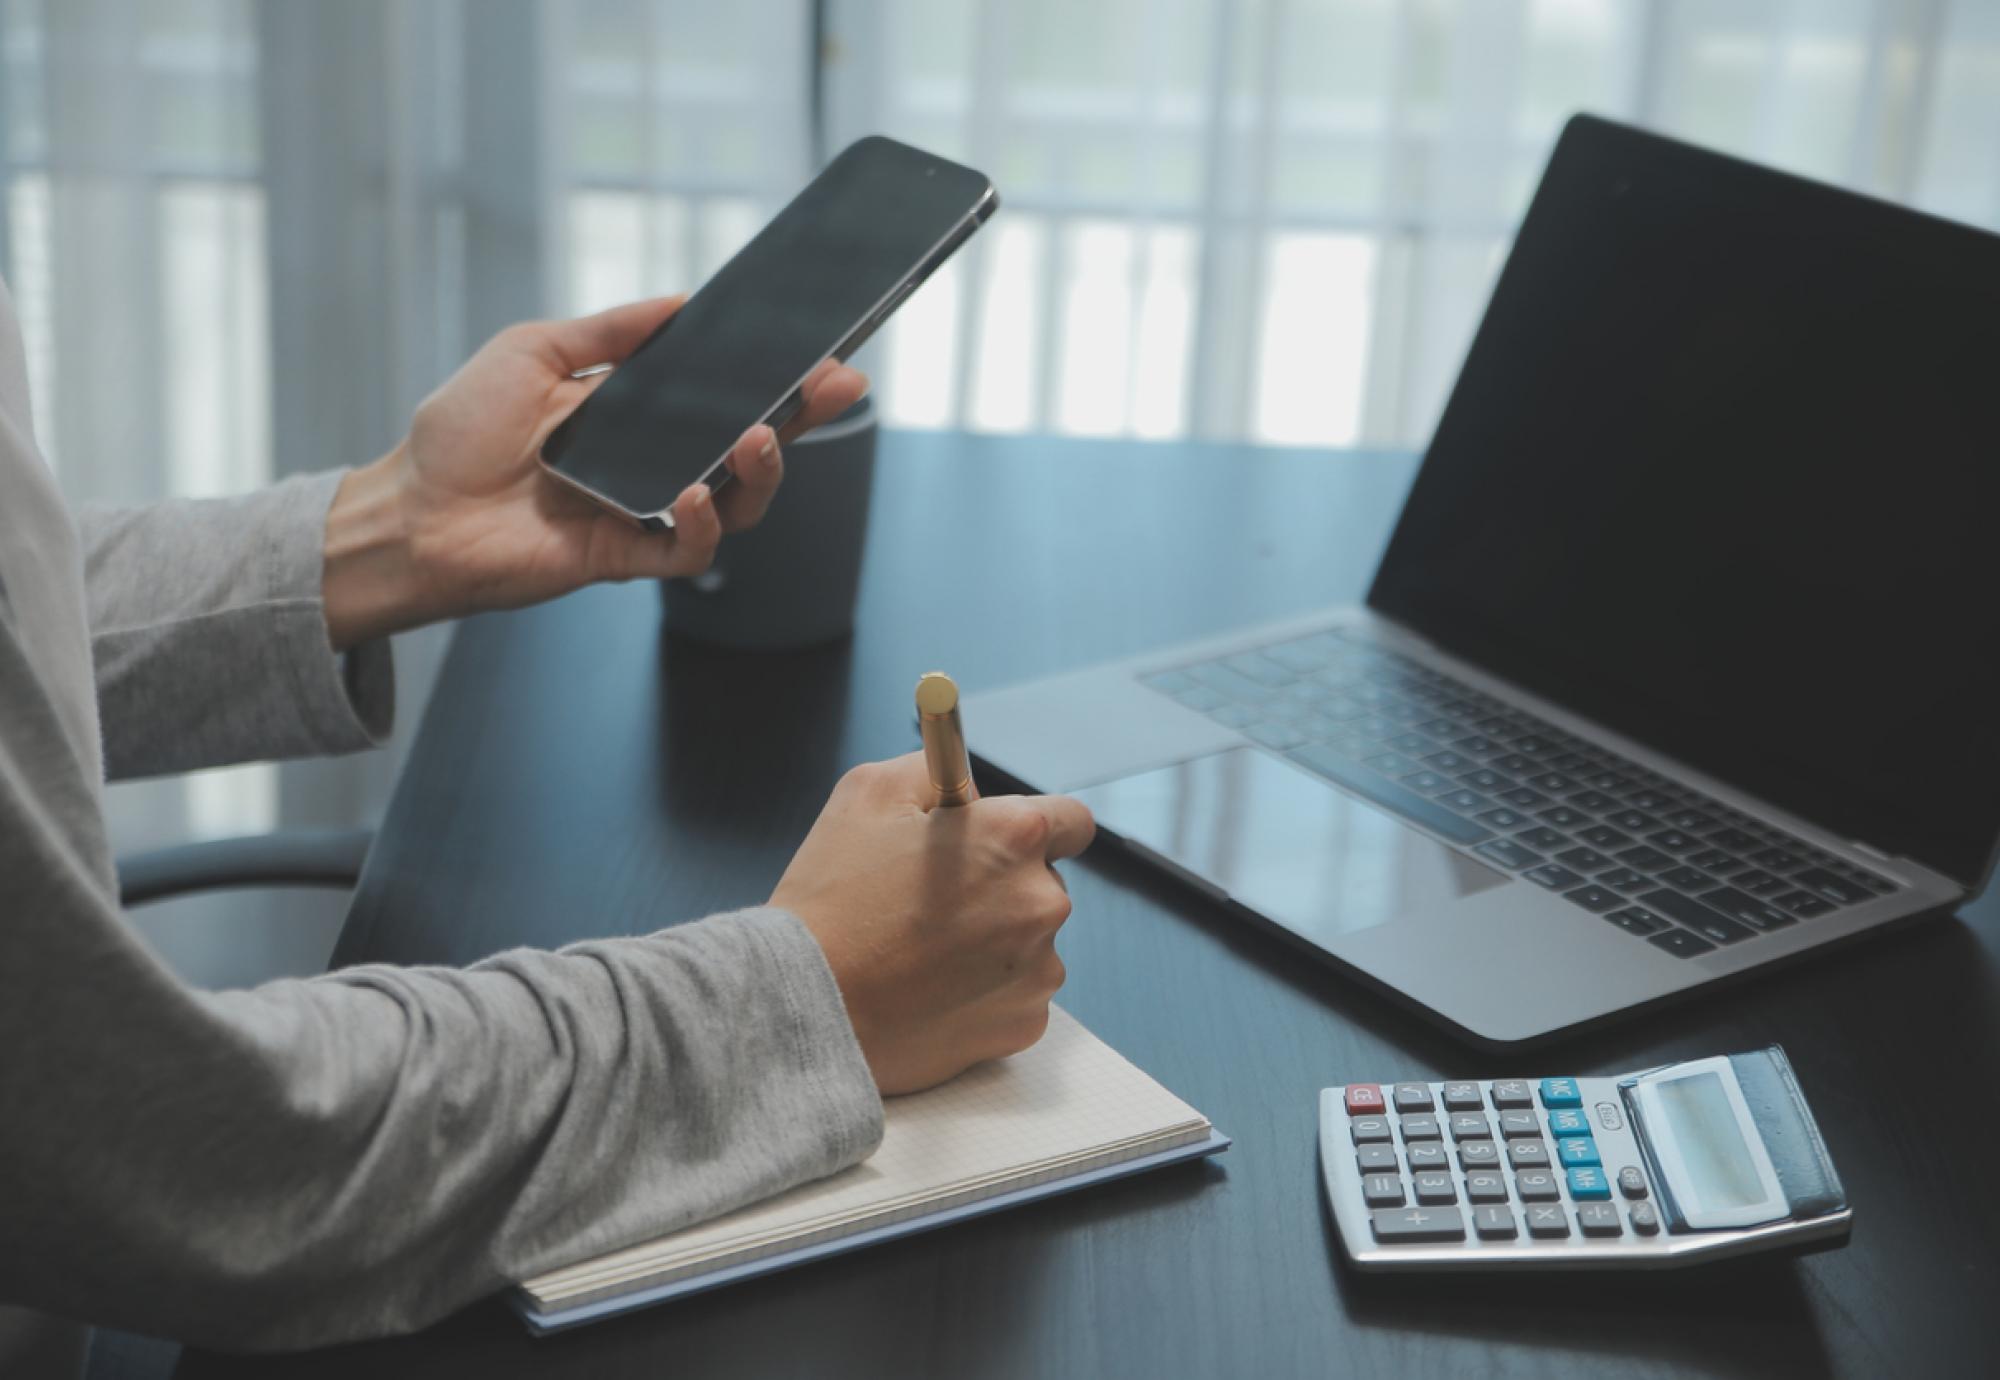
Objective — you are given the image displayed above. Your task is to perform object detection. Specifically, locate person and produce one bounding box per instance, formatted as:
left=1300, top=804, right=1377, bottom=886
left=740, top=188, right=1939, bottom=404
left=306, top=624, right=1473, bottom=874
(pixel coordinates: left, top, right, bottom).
left=0, top=283, right=1094, bottom=1369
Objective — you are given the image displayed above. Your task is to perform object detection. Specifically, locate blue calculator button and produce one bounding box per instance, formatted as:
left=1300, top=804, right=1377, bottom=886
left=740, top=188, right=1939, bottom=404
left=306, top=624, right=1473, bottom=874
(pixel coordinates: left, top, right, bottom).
left=1557, top=1137, right=1601, bottom=1167
left=1547, top=1108, right=1592, bottom=1137
left=1567, top=1166, right=1611, bottom=1200
left=1539, top=1078, right=1582, bottom=1109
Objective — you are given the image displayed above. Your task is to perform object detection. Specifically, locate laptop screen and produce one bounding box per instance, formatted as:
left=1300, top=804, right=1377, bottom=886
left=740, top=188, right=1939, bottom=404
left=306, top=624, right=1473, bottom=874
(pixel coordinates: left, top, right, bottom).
left=1369, top=116, right=2000, bottom=888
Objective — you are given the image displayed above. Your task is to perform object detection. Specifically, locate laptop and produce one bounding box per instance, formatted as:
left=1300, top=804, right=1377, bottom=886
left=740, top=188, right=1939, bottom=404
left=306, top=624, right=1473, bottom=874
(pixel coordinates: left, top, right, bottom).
left=964, top=115, right=2000, bottom=1049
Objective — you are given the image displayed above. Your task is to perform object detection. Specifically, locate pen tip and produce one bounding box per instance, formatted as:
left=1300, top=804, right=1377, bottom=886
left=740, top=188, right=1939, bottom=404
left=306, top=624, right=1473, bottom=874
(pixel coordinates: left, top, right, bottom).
left=914, top=671, right=959, bottom=715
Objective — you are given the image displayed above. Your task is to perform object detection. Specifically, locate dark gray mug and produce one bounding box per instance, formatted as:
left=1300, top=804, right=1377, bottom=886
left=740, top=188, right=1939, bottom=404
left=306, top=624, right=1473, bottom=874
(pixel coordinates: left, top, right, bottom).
left=660, top=397, right=877, bottom=649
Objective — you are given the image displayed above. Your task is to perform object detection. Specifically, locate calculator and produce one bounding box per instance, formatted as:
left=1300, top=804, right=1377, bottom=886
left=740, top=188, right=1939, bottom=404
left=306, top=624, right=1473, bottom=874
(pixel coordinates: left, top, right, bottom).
left=1320, top=1047, right=1850, bottom=1269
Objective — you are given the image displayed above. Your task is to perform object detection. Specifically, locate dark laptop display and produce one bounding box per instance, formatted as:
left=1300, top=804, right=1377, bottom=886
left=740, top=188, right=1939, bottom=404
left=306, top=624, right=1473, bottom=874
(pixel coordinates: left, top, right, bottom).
left=1370, top=116, right=2000, bottom=888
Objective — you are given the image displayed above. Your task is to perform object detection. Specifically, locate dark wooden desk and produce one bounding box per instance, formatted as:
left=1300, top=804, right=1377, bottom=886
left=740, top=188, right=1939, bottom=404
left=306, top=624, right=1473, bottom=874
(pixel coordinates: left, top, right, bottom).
left=184, top=432, right=2000, bottom=1378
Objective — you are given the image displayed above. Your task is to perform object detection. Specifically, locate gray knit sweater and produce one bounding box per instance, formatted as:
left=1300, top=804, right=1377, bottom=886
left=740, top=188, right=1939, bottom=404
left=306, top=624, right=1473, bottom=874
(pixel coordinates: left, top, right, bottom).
left=0, top=279, right=884, bottom=1370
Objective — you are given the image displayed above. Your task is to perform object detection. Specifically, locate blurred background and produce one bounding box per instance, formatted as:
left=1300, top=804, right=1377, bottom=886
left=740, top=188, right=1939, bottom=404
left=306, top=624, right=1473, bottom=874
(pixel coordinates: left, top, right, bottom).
left=3, top=0, right=1997, bottom=984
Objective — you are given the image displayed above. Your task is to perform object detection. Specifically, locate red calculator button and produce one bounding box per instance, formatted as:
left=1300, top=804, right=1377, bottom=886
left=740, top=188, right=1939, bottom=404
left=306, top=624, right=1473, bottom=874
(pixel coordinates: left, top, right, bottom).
left=1345, top=1084, right=1387, bottom=1115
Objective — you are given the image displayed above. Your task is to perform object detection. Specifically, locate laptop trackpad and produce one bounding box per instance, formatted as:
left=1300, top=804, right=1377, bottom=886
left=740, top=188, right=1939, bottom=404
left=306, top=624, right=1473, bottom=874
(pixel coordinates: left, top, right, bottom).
left=1075, top=747, right=1508, bottom=941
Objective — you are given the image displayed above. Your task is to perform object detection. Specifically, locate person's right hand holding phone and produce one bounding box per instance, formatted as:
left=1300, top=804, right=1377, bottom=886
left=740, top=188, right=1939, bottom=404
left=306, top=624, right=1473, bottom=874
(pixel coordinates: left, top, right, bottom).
left=772, top=753, right=1095, bottom=1095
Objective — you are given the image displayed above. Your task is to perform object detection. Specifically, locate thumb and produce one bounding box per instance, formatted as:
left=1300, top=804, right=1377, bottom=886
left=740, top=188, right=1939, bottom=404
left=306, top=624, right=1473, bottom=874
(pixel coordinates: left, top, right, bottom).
left=536, top=295, right=685, bottom=374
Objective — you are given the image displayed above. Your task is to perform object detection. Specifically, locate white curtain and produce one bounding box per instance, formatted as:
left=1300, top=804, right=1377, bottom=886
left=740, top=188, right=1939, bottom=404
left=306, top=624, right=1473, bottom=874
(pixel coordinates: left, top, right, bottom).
left=2, top=0, right=1997, bottom=872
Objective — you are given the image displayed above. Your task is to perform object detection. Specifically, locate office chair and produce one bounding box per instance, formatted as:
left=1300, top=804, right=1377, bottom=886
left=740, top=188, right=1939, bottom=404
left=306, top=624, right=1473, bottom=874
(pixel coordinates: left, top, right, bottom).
left=85, top=830, right=374, bottom=1380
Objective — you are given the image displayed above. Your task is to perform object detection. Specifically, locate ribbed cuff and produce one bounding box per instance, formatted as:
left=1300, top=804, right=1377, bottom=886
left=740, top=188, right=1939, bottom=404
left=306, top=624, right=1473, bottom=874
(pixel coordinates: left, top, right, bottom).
left=735, top=906, right=886, bottom=1169
left=271, top=470, right=395, bottom=752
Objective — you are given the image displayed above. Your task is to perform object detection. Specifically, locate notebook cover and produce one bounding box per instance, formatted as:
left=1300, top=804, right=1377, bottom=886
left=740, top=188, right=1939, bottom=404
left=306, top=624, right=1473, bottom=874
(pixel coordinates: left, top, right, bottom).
left=512, top=1127, right=1230, bottom=1335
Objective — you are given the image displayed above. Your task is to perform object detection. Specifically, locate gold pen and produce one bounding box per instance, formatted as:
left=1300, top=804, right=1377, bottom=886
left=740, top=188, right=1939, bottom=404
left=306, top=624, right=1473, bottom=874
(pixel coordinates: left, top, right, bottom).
left=916, top=671, right=976, bottom=807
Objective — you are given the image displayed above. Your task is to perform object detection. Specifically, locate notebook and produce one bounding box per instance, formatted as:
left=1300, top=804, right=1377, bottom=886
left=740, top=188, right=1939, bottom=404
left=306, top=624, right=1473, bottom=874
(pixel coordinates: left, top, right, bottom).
left=513, top=1005, right=1228, bottom=1333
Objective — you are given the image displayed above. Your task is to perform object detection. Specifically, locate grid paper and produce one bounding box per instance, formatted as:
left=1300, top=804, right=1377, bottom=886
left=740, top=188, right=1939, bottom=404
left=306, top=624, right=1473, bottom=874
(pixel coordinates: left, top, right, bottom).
left=523, top=1005, right=1210, bottom=1308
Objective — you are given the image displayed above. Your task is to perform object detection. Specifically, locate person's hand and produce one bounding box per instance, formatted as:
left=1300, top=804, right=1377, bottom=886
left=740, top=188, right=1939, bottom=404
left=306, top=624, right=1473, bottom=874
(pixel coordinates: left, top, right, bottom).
left=321, top=297, right=869, bottom=649
left=771, top=753, right=1096, bottom=1096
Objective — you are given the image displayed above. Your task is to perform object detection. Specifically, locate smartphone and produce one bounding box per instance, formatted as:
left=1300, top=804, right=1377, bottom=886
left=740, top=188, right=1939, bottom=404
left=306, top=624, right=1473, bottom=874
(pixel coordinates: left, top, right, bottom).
left=539, top=136, right=998, bottom=528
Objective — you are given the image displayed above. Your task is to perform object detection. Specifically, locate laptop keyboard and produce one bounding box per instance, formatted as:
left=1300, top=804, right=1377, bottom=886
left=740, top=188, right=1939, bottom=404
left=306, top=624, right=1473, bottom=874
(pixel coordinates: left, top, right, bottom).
left=1137, top=629, right=1899, bottom=959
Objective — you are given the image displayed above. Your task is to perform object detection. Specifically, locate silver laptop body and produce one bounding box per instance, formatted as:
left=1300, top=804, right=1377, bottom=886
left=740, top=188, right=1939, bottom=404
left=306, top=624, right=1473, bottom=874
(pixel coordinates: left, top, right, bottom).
left=964, top=117, right=1999, bottom=1048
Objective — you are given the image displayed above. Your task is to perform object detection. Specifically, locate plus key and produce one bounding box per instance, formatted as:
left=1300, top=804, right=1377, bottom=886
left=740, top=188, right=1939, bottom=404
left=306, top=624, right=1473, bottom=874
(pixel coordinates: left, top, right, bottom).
left=1345, top=1083, right=1387, bottom=1116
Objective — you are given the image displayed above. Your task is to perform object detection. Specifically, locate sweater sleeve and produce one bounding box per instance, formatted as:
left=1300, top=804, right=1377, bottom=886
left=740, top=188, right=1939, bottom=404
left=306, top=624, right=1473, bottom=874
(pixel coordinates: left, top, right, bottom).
left=0, top=627, right=884, bottom=1351
left=75, top=471, right=394, bottom=779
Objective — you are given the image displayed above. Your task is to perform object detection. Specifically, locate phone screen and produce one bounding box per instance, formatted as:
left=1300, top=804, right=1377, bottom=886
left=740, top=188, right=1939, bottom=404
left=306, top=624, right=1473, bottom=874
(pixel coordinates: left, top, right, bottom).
left=542, top=136, right=993, bottom=519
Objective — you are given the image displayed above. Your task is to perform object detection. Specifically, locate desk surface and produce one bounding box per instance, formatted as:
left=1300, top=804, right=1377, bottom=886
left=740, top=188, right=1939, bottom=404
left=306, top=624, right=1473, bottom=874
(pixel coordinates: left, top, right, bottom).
left=184, top=432, right=1999, bottom=1379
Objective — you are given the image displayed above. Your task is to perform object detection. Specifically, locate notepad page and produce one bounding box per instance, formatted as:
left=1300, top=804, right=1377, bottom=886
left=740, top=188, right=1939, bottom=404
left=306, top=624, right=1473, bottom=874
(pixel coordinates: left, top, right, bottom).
left=523, top=1006, right=1209, bottom=1308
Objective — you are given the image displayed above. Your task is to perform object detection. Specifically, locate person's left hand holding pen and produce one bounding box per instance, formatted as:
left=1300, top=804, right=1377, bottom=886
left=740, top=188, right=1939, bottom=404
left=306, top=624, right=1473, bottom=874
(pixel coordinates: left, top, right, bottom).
left=772, top=745, right=1094, bottom=1096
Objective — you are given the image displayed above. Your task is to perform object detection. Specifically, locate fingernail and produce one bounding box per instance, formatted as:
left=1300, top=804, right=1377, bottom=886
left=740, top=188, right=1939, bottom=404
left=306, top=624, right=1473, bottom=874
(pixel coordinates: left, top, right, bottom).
left=691, top=483, right=711, bottom=511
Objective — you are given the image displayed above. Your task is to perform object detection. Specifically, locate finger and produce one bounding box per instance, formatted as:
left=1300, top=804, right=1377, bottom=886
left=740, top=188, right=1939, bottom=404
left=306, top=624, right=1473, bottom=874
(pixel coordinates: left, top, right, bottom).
left=714, top=425, right=783, bottom=533
left=778, top=362, right=870, bottom=446
left=663, top=482, right=723, bottom=574
left=1017, top=795, right=1096, bottom=861
left=535, top=295, right=685, bottom=375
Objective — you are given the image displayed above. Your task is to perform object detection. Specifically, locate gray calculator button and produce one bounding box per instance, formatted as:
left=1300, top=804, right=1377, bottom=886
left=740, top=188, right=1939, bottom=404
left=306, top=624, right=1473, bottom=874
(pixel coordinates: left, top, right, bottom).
left=1407, top=1143, right=1449, bottom=1171
left=1356, top=1144, right=1399, bottom=1173
left=1449, top=1113, right=1491, bottom=1141
left=1458, top=1140, right=1501, bottom=1171
left=1516, top=1169, right=1560, bottom=1201
left=1400, top=1114, right=1441, bottom=1141
left=1370, top=1206, right=1466, bottom=1243
left=1443, top=1081, right=1484, bottom=1111
left=1473, top=1205, right=1518, bottom=1239
left=1629, top=1200, right=1661, bottom=1235
left=1413, top=1171, right=1458, bottom=1205
left=1578, top=1202, right=1623, bottom=1237
left=1595, top=1101, right=1623, bottom=1131
left=1351, top=1116, right=1393, bottom=1145
left=1393, top=1082, right=1436, bottom=1113
left=1498, top=1110, right=1542, bottom=1139
left=1465, top=1172, right=1509, bottom=1203
left=1525, top=1202, right=1570, bottom=1238
left=1363, top=1173, right=1406, bottom=1207
left=1491, top=1080, right=1533, bottom=1108
left=1507, top=1139, right=1551, bottom=1169
left=1617, top=1166, right=1648, bottom=1198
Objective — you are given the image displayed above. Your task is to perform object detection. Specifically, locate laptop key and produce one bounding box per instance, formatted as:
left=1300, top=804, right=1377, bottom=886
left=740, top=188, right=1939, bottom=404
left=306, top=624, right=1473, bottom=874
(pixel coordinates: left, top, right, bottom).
left=1646, top=829, right=1702, bottom=853
left=1564, top=885, right=1621, bottom=913
left=1666, top=807, right=1717, bottom=831
left=1285, top=743, right=1494, bottom=845
left=1498, top=786, right=1550, bottom=809
left=1637, top=889, right=1756, bottom=945
left=1626, top=789, right=1674, bottom=811
left=1537, top=805, right=1589, bottom=829
left=1524, top=864, right=1585, bottom=890
left=1576, top=824, right=1632, bottom=849
left=1596, top=867, right=1650, bottom=893
left=1474, top=839, right=1543, bottom=870
left=1554, top=846, right=1613, bottom=872
left=1564, top=790, right=1619, bottom=813
left=1476, top=807, right=1531, bottom=830
left=1687, top=847, right=1744, bottom=874
left=1647, top=928, right=1717, bottom=958
left=1702, top=887, right=1799, bottom=931
left=1773, top=890, right=1836, bottom=918
left=1608, top=810, right=1659, bottom=833
left=1793, top=868, right=1873, bottom=905
left=1657, top=865, right=1715, bottom=891
left=1731, top=868, right=1785, bottom=895
left=1604, top=905, right=1668, bottom=936
left=1706, top=827, right=1763, bottom=851
left=1748, top=846, right=1808, bottom=872
left=1516, top=826, right=1569, bottom=851
left=1246, top=721, right=1308, bottom=751
left=1399, top=770, right=1456, bottom=794
left=1458, top=767, right=1512, bottom=791
left=1438, top=788, right=1494, bottom=813
left=1526, top=772, right=1577, bottom=793
left=1615, top=845, right=1674, bottom=872
left=1423, top=750, right=1473, bottom=773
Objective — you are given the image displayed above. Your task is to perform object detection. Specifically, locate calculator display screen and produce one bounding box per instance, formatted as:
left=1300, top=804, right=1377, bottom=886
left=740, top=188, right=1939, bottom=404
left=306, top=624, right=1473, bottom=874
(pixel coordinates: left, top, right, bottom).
left=1655, top=1072, right=1762, bottom=1211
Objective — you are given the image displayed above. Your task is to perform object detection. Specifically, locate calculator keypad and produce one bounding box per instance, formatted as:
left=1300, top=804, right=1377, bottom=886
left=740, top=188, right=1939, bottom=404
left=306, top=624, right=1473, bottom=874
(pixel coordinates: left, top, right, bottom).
left=1338, top=1076, right=1661, bottom=1254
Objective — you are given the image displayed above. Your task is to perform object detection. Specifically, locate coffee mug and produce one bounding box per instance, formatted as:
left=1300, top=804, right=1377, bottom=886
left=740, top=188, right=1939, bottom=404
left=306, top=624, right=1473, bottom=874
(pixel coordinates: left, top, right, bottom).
left=660, top=397, right=877, bottom=649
